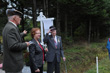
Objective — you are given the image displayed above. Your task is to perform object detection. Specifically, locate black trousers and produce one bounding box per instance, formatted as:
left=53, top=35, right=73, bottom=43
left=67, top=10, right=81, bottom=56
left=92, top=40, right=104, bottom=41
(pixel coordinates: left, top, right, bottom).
left=47, top=55, right=60, bottom=73
left=30, top=65, right=43, bottom=73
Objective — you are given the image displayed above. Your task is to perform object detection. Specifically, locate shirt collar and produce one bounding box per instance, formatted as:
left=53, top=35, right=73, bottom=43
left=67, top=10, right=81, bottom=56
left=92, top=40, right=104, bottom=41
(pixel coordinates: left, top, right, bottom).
left=9, top=21, right=17, bottom=27
left=55, top=36, right=57, bottom=39
left=54, top=36, right=57, bottom=43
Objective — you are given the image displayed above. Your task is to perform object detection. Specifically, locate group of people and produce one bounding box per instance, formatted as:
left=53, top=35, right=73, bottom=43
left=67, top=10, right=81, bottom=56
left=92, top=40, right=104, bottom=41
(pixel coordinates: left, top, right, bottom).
left=2, top=9, right=66, bottom=73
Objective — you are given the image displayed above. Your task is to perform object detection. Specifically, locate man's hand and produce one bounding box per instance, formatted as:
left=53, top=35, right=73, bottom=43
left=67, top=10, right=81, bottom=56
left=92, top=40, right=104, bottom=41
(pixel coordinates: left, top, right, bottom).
left=25, top=42, right=30, bottom=47
left=47, top=29, right=51, bottom=34
left=23, top=30, right=27, bottom=35
left=35, top=69, right=40, bottom=72
left=63, top=57, right=66, bottom=61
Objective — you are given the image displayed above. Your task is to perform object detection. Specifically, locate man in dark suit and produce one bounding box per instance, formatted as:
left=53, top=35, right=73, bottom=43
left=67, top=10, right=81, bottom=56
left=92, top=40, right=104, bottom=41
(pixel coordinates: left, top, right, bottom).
left=2, top=9, right=30, bottom=73
left=44, top=26, right=66, bottom=73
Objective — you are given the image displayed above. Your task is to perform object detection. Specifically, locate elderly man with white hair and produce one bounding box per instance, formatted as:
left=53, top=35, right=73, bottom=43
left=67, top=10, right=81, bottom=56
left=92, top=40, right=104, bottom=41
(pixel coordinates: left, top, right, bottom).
left=2, top=9, right=30, bottom=73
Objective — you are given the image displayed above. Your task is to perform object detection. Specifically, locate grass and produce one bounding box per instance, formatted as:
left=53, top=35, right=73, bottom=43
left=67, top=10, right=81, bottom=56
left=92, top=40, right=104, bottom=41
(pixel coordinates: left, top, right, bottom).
left=84, top=56, right=110, bottom=73
left=0, top=36, right=2, bottom=43
left=60, top=41, right=108, bottom=73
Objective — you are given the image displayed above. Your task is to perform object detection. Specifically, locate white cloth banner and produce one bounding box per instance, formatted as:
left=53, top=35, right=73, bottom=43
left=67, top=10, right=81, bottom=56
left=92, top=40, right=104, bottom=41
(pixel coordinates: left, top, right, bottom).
left=43, top=20, right=53, bottom=35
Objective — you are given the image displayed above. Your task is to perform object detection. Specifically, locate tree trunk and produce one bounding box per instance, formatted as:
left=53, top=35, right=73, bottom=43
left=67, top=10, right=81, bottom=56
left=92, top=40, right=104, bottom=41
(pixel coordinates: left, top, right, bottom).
left=71, top=23, right=73, bottom=37
left=43, top=0, right=46, bottom=16
left=21, top=6, right=24, bottom=31
left=32, top=0, right=37, bottom=27
left=46, top=0, right=48, bottom=17
left=88, top=18, right=91, bottom=43
left=65, top=13, right=67, bottom=36
left=19, top=5, right=25, bottom=41
left=43, top=0, right=48, bottom=17
left=56, top=2, right=60, bottom=35
left=96, top=27, right=99, bottom=40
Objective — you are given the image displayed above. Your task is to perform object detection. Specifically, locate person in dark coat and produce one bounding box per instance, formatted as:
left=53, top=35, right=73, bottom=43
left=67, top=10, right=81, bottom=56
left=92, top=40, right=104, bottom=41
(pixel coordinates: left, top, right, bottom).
left=29, top=28, right=45, bottom=73
left=2, top=9, right=30, bottom=73
left=44, top=26, right=66, bottom=73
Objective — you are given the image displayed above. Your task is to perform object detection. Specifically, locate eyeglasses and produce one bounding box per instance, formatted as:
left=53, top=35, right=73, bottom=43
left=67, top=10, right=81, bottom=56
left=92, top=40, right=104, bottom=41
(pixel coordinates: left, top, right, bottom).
left=35, top=33, right=41, bottom=34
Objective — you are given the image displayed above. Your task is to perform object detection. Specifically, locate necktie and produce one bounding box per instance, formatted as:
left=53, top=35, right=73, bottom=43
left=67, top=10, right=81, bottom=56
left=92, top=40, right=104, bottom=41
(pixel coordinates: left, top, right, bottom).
left=54, top=39, right=57, bottom=48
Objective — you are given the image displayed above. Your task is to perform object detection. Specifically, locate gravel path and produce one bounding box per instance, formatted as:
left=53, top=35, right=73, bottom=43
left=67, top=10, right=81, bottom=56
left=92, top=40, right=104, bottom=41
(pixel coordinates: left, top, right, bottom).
left=0, top=65, right=47, bottom=73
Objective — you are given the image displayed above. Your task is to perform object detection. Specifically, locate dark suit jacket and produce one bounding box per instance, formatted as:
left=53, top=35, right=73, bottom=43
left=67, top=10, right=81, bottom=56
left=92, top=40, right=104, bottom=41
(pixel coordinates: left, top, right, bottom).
left=44, top=34, right=64, bottom=62
left=29, top=39, right=44, bottom=71
left=2, top=22, right=27, bottom=72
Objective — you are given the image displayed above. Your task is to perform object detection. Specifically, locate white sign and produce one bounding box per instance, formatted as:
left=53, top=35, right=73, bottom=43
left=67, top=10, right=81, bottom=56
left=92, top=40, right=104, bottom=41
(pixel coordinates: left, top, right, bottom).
left=43, top=19, right=54, bottom=35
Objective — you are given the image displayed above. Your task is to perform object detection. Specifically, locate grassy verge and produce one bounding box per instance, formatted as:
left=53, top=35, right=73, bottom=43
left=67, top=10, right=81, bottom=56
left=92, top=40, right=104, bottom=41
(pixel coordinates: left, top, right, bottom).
left=60, top=42, right=108, bottom=73
left=84, top=56, right=110, bottom=73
